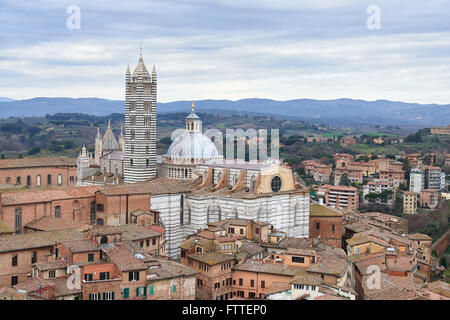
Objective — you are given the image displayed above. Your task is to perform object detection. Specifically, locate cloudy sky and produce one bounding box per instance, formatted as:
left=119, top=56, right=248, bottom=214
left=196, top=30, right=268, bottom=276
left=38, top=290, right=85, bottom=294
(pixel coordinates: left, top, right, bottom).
left=0, top=0, right=449, bottom=104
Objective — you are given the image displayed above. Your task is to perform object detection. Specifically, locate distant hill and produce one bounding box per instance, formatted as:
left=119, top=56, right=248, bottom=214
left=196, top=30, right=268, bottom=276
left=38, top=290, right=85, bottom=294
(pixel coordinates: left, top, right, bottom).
left=0, top=97, right=14, bottom=102
left=0, top=97, right=448, bottom=127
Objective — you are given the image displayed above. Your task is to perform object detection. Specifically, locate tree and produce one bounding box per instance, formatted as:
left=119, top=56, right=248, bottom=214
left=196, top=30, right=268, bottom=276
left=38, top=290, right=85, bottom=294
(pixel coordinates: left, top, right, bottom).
left=340, top=173, right=351, bottom=186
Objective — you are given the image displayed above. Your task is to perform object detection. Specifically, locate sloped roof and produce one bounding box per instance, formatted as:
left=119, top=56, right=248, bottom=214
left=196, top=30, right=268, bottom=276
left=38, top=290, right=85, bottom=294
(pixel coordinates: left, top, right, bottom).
left=0, top=229, right=84, bottom=253
left=102, top=126, right=120, bottom=151
left=310, top=204, right=343, bottom=217
left=0, top=157, right=76, bottom=169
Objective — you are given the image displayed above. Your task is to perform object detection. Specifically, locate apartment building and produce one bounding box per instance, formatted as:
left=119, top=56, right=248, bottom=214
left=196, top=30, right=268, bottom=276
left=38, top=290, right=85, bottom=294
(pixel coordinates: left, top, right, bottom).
left=403, top=191, right=418, bottom=214
left=333, top=167, right=363, bottom=185
left=409, top=168, right=424, bottom=194
left=419, top=189, right=440, bottom=209
left=301, top=160, right=332, bottom=183
left=424, top=166, right=445, bottom=190
left=321, top=185, right=359, bottom=210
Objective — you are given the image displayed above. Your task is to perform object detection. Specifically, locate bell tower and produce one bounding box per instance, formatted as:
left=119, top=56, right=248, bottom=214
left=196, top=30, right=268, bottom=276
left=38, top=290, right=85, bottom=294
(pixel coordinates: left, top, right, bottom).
left=123, top=49, right=157, bottom=183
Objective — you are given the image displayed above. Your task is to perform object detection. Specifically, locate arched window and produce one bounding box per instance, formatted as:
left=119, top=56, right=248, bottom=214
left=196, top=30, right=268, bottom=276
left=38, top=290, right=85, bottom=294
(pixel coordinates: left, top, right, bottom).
left=250, top=175, right=257, bottom=192
left=233, top=174, right=239, bottom=187
left=216, top=172, right=222, bottom=184
left=14, top=208, right=21, bottom=234
left=57, top=174, right=62, bottom=186
left=16, top=176, right=21, bottom=185
left=270, top=176, right=282, bottom=192
left=100, top=235, right=108, bottom=244
left=97, top=218, right=104, bottom=226
left=36, top=175, right=41, bottom=186
left=207, top=204, right=221, bottom=223
left=294, top=203, right=302, bottom=226
left=47, top=174, right=52, bottom=185
left=6, top=177, right=11, bottom=184
left=26, top=175, right=31, bottom=186
left=90, top=201, right=96, bottom=223
left=54, top=206, right=61, bottom=218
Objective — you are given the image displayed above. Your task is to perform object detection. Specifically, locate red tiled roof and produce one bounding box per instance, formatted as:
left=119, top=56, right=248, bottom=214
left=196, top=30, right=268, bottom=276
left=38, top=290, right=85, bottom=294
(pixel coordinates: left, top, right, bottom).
left=1, top=186, right=101, bottom=205
left=0, top=157, right=77, bottom=169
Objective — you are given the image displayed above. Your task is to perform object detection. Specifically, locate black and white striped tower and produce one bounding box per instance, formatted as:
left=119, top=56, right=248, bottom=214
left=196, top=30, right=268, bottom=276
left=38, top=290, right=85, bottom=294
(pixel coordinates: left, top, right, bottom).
left=123, top=51, right=157, bottom=183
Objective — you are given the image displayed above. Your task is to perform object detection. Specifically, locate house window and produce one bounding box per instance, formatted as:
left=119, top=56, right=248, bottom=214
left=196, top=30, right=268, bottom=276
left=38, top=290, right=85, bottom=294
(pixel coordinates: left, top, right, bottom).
left=240, top=229, right=244, bottom=235
left=255, top=228, right=260, bottom=235
left=316, top=223, right=320, bottom=230
left=140, top=241, right=144, bottom=248
left=84, top=274, right=93, bottom=282
left=172, top=285, right=176, bottom=293
left=26, top=175, right=31, bottom=186
left=47, top=174, right=52, bottom=185
left=239, top=278, right=243, bottom=286
left=89, top=293, right=101, bottom=300
left=146, top=240, right=150, bottom=247
left=249, top=292, right=256, bottom=298
left=57, top=174, right=62, bottom=185
left=88, top=253, right=94, bottom=262
left=129, top=271, right=139, bottom=281
left=54, top=206, right=61, bottom=218
left=12, top=254, right=18, bottom=266
left=36, top=175, right=41, bottom=186
left=332, top=224, right=335, bottom=232
left=11, top=276, right=18, bottom=286
left=136, top=286, right=147, bottom=297
left=152, top=238, right=156, bottom=246
left=31, top=251, right=37, bottom=264
left=261, top=280, right=265, bottom=288
left=49, top=270, right=55, bottom=279
left=97, top=204, right=104, bottom=212
left=292, top=256, right=305, bottom=264
left=149, top=285, right=155, bottom=295
left=123, top=288, right=130, bottom=299
left=250, top=279, right=255, bottom=287
left=103, top=292, right=114, bottom=300
left=16, top=176, right=21, bottom=185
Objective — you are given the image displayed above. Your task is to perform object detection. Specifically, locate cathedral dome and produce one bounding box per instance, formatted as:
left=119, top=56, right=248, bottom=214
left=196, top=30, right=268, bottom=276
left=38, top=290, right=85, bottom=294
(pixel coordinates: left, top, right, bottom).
left=166, top=131, right=220, bottom=160
left=165, top=102, right=222, bottom=162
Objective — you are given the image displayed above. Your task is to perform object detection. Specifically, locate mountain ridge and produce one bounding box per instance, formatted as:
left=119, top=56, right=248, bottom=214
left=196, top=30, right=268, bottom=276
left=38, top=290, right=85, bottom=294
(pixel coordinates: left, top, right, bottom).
left=0, top=97, right=448, bottom=127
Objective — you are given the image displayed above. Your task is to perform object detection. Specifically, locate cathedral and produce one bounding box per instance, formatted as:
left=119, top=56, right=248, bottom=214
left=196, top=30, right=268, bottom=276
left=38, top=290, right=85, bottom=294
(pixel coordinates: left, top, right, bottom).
left=76, top=52, right=310, bottom=258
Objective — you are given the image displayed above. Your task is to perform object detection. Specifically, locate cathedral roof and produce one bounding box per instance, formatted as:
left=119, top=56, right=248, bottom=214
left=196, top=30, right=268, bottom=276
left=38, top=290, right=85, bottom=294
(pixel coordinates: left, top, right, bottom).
left=166, top=131, right=221, bottom=160
left=102, top=122, right=120, bottom=151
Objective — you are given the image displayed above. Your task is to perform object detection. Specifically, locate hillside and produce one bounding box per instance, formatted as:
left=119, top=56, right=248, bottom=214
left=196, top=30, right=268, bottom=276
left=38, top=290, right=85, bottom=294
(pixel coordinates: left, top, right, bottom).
left=0, top=97, right=449, bottom=127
